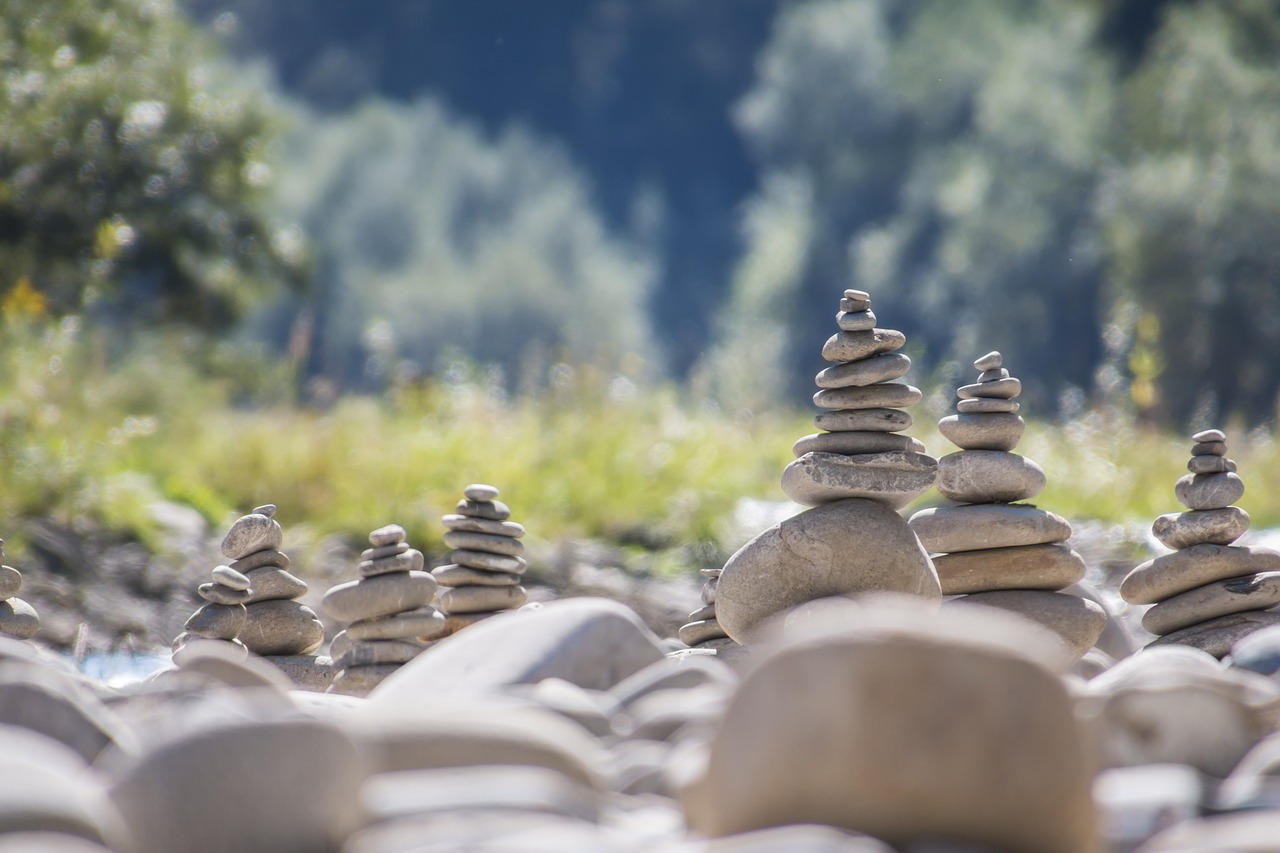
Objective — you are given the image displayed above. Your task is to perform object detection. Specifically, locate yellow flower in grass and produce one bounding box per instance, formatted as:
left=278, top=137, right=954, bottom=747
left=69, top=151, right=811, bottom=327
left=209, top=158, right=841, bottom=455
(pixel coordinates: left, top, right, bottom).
left=2, top=277, right=47, bottom=319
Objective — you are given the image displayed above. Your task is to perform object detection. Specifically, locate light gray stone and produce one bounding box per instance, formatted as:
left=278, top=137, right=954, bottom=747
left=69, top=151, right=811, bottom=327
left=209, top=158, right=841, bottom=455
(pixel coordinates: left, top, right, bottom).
left=328, top=664, right=397, bottom=697
left=1191, top=440, right=1226, bottom=457
left=716, top=499, right=940, bottom=643
left=440, top=584, right=528, bottom=614
left=957, top=377, right=1021, bottom=400
left=241, top=566, right=307, bottom=603
left=0, top=599, right=39, bottom=640
left=456, top=499, right=511, bottom=520
left=464, top=484, right=500, bottom=502
left=361, top=764, right=599, bottom=825
left=220, top=513, right=284, bottom=560
left=1142, top=572, right=1280, bottom=635
left=937, top=412, right=1025, bottom=452
left=936, top=450, right=1046, bottom=504
left=781, top=451, right=938, bottom=510
left=183, top=603, right=246, bottom=640
left=197, top=582, right=252, bottom=605
left=369, top=524, right=407, bottom=547
left=934, top=543, right=1086, bottom=595
left=1120, top=544, right=1280, bottom=604
left=1188, top=454, right=1235, bottom=474
left=977, top=367, right=1010, bottom=382
left=0, top=566, right=18, bottom=601
left=813, top=383, right=921, bottom=410
left=251, top=503, right=276, bottom=518
left=336, top=638, right=430, bottom=669
left=358, top=549, right=425, bottom=577
left=814, top=352, right=911, bottom=389
left=909, top=504, right=1073, bottom=554
left=1192, top=428, right=1226, bottom=443
left=821, top=329, right=906, bottom=363
left=793, top=431, right=923, bottom=458
left=974, top=351, right=1003, bottom=371
left=441, top=514, right=526, bottom=538
left=229, top=548, right=288, bottom=573
left=360, top=542, right=408, bottom=561
left=1175, top=471, right=1245, bottom=511
left=841, top=292, right=870, bottom=313
left=239, top=600, right=324, bottom=656
left=813, top=408, right=912, bottom=432
left=444, top=530, right=524, bottom=556
left=1139, top=811, right=1280, bottom=852
left=1152, top=506, right=1250, bottom=549
left=211, top=565, right=250, bottom=590
left=433, top=564, right=521, bottom=587
left=679, top=619, right=730, bottom=647
left=951, top=591, right=1107, bottom=662
left=702, top=577, right=717, bottom=605
left=452, top=549, right=528, bottom=574
left=1149, top=610, right=1280, bottom=658
left=174, top=642, right=295, bottom=692
left=322, top=571, right=437, bottom=623
left=347, top=607, right=447, bottom=642
left=956, top=397, right=1020, bottom=414
left=836, top=309, right=877, bottom=331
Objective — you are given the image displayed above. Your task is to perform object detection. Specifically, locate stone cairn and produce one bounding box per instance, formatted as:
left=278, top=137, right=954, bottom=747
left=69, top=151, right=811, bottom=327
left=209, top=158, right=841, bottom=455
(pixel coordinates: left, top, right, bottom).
left=433, top=484, right=529, bottom=636
left=1120, top=429, right=1280, bottom=657
left=677, top=567, right=735, bottom=650
left=322, top=524, right=445, bottom=696
left=0, top=540, right=39, bottom=640
left=715, top=290, right=941, bottom=643
left=172, top=564, right=252, bottom=665
left=909, top=352, right=1105, bottom=661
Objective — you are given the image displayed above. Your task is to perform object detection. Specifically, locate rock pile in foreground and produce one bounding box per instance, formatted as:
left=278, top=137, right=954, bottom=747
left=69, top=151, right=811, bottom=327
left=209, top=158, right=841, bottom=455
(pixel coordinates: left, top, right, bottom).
left=0, top=539, right=39, bottom=640
left=1122, top=429, right=1280, bottom=656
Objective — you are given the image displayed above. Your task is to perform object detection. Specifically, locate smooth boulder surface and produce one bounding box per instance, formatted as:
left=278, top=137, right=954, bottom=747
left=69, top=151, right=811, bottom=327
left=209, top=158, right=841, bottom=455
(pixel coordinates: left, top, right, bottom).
left=909, top=504, right=1072, bottom=554
left=716, top=499, right=940, bottom=643
left=781, top=452, right=937, bottom=510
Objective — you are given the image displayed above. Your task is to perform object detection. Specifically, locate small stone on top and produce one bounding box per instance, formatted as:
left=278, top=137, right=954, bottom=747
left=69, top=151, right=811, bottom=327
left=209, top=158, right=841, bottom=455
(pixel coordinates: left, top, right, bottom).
left=252, top=504, right=277, bottom=518
left=974, top=351, right=1003, bottom=372
left=370, top=524, right=407, bottom=547
left=843, top=289, right=870, bottom=302
left=464, top=484, right=500, bottom=503
left=1192, top=428, right=1226, bottom=444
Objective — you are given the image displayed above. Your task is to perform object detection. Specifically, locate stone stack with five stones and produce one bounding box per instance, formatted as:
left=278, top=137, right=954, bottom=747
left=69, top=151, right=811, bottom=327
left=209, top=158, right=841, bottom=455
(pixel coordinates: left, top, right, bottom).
left=678, top=567, right=735, bottom=650
left=1121, top=429, right=1280, bottom=657
left=433, top=485, right=528, bottom=636
left=172, top=564, right=252, bottom=665
left=322, top=524, right=445, bottom=696
left=0, top=540, right=39, bottom=640
left=908, top=351, right=1106, bottom=662
left=715, top=290, right=941, bottom=644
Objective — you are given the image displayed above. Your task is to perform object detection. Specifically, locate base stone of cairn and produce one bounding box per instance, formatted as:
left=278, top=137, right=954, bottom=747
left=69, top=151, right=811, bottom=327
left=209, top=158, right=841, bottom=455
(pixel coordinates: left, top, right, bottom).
left=0, top=539, right=39, bottom=640
left=322, top=524, right=445, bottom=696
left=677, top=568, right=736, bottom=650
left=716, top=290, right=940, bottom=643
left=1121, top=429, right=1280, bottom=658
left=432, top=485, right=529, bottom=637
left=172, top=564, right=252, bottom=666
left=909, top=352, right=1106, bottom=662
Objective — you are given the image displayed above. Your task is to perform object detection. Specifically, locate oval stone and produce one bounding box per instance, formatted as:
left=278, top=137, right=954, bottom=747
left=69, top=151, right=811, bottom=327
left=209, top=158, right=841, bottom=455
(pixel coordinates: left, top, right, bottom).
left=934, top=544, right=1086, bottom=595
left=322, top=571, right=438, bottom=623
left=199, top=577, right=253, bottom=603
left=957, top=377, right=1021, bottom=400
left=361, top=542, right=410, bottom=561
left=452, top=550, right=528, bottom=574
left=433, top=565, right=521, bottom=587
left=358, top=550, right=425, bottom=578
left=1175, top=472, right=1245, bottom=511
left=781, top=451, right=938, bottom=510
left=1192, top=428, right=1226, bottom=443
left=184, top=603, right=247, bottom=641
left=974, top=351, right=1003, bottom=371
left=1120, top=545, right=1280, bottom=605
left=1142, top=572, right=1280, bottom=635
left=220, top=513, right=283, bottom=560
left=678, top=618, right=730, bottom=647
left=347, top=607, right=448, bottom=642
left=936, top=450, right=1046, bottom=504
left=369, top=524, right=407, bottom=547
left=440, top=584, right=528, bottom=614
left=0, top=565, right=22, bottom=600
left=239, top=600, right=324, bottom=656
left=951, top=591, right=1106, bottom=663
left=443, top=531, right=524, bottom=557
left=1152, top=507, right=1250, bottom=550
left=1188, top=454, right=1236, bottom=474
left=937, top=413, right=1025, bottom=452
left=793, top=431, right=924, bottom=458
left=456, top=499, right=511, bottom=521
left=836, top=309, right=876, bottom=331
left=814, top=352, right=911, bottom=389
left=441, top=515, right=526, bottom=538
left=821, top=329, right=906, bottom=363
left=813, top=408, right=912, bottom=433
left=464, top=484, right=501, bottom=502
left=957, top=397, right=1020, bottom=414
left=908, top=505, right=1073, bottom=554
left=242, top=567, right=308, bottom=603
left=211, top=566, right=250, bottom=591
left=812, top=383, right=921, bottom=411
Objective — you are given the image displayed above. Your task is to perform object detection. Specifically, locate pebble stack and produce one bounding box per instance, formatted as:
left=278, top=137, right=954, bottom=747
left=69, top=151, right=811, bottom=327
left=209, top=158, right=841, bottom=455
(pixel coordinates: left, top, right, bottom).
left=781, top=289, right=937, bottom=510
left=433, top=484, right=529, bottom=636
left=222, top=505, right=324, bottom=657
left=909, top=352, right=1106, bottom=662
left=1121, top=429, right=1280, bottom=657
left=322, top=524, right=445, bottom=696
left=677, top=568, right=735, bottom=649
left=172, top=564, right=252, bottom=664
left=0, top=540, right=39, bottom=640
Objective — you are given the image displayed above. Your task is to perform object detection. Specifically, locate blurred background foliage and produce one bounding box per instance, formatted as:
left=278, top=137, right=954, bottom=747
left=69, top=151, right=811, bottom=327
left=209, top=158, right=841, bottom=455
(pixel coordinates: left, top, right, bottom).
left=4, top=0, right=1280, bottom=553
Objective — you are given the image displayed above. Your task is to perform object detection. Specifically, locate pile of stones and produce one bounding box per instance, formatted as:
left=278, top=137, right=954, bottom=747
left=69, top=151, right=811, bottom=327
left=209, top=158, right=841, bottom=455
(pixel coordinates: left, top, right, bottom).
left=1121, top=429, right=1280, bottom=656
left=322, top=524, right=445, bottom=696
left=677, top=567, right=734, bottom=650
left=0, top=539, right=38, bottom=640
left=433, top=484, right=529, bottom=636
left=172, top=564, right=252, bottom=665
left=909, top=352, right=1105, bottom=661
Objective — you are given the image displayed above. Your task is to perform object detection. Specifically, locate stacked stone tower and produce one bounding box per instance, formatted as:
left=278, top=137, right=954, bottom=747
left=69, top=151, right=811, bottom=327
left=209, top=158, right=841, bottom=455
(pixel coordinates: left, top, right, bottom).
left=172, top=565, right=252, bottom=665
left=909, top=352, right=1106, bottom=662
left=678, top=567, right=734, bottom=650
left=1121, top=429, right=1280, bottom=657
left=433, top=485, right=528, bottom=636
left=715, top=290, right=941, bottom=643
left=0, top=540, right=39, bottom=640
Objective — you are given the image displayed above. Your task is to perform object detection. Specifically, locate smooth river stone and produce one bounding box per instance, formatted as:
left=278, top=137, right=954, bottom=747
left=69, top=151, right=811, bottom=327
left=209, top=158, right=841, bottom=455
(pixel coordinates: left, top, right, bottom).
left=210, top=566, right=250, bottom=590
left=813, top=408, right=912, bottom=433
left=369, top=524, right=407, bottom=547
left=347, top=607, right=448, bottom=642
left=957, top=397, right=1020, bottom=414
left=1188, top=454, right=1236, bottom=474
left=974, top=351, right=1003, bottom=371
left=328, top=664, right=399, bottom=696
left=335, top=639, right=430, bottom=669
left=220, top=513, right=284, bottom=560
left=239, top=600, right=324, bottom=656
left=1191, top=440, right=1226, bottom=457
left=781, top=451, right=938, bottom=510
left=908, top=505, right=1072, bottom=554
left=836, top=309, right=876, bottom=331
left=978, top=368, right=1010, bottom=382
left=241, top=567, right=308, bottom=603
left=793, top=431, right=924, bottom=458
left=184, top=603, right=247, bottom=640
left=814, top=352, right=912, bottom=389
left=715, top=498, right=940, bottom=643
left=443, top=530, right=524, bottom=557
left=812, top=383, right=921, bottom=410
left=464, top=484, right=500, bottom=502
left=197, top=583, right=252, bottom=605
left=1141, top=572, right=1280, bottom=635
left=323, top=571, right=438, bottom=623
left=1149, top=610, right=1280, bottom=659
left=678, top=618, right=730, bottom=647
left=934, top=544, right=1086, bottom=595
left=361, top=542, right=409, bottom=561
left=1192, top=428, right=1226, bottom=444
left=936, top=450, right=1046, bottom=504
left=358, top=550, right=425, bottom=578
left=0, top=599, right=39, bottom=639
left=452, top=550, right=528, bottom=574
left=1120, top=545, right=1280, bottom=604
left=957, top=377, right=1022, bottom=400
left=441, top=514, right=526, bottom=538
left=1175, top=472, right=1245, bottom=511
left=0, top=565, right=19, bottom=600
left=440, top=584, right=528, bottom=614
left=821, top=329, right=906, bottom=363
left=456, top=499, right=511, bottom=521
left=937, top=412, right=1025, bottom=452
left=1152, top=506, right=1251, bottom=549
left=229, top=549, right=288, bottom=573
left=432, top=565, right=521, bottom=587
left=951, top=591, right=1107, bottom=662
left=702, top=577, right=718, bottom=604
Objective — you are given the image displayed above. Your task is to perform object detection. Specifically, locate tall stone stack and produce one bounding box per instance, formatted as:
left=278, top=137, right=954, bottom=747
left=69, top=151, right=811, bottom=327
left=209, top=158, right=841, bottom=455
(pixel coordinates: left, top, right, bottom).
left=715, top=290, right=941, bottom=643
left=678, top=567, right=735, bottom=650
left=322, top=524, right=445, bottom=696
left=0, top=540, right=39, bottom=640
left=172, top=565, right=252, bottom=665
left=433, top=484, right=529, bottom=636
left=1121, top=429, right=1280, bottom=657
left=909, top=352, right=1106, bottom=662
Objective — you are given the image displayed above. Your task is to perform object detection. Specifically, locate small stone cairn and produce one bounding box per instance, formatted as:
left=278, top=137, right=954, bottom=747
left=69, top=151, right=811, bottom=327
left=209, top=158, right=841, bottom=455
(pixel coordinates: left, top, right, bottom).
left=909, top=352, right=1106, bottom=661
left=433, top=484, right=529, bottom=636
left=677, top=567, right=735, bottom=650
left=0, top=540, right=39, bottom=640
left=1121, top=429, right=1280, bottom=657
left=780, top=289, right=937, bottom=510
left=172, top=564, right=252, bottom=665
left=322, top=524, right=445, bottom=696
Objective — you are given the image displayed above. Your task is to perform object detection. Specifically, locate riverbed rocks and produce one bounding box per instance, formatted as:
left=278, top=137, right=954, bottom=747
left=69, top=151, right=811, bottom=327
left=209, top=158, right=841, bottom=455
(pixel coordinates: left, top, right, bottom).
left=1122, top=430, right=1280, bottom=656
left=432, top=485, right=529, bottom=636
left=322, top=524, right=444, bottom=696
left=0, top=540, right=39, bottom=641
left=910, top=353, right=1105, bottom=661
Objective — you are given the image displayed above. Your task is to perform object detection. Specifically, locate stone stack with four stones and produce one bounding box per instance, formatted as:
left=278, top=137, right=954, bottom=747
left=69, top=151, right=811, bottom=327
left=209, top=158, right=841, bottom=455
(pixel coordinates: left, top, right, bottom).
left=322, top=524, right=445, bottom=696
left=677, top=567, right=735, bottom=650
left=909, top=352, right=1106, bottom=662
left=1121, top=429, right=1280, bottom=657
left=715, top=290, right=941, bottom=643
left=0, top=540, right=39, bottom=640
left=433, top=484, right=529, bottom=636
left=171, top=564, right=252, bottom=665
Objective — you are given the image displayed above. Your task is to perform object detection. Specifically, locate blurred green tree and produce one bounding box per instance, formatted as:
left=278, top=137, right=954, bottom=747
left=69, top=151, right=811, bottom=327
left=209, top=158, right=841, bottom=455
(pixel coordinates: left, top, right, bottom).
left=0, top=0, right=302, bottom=328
